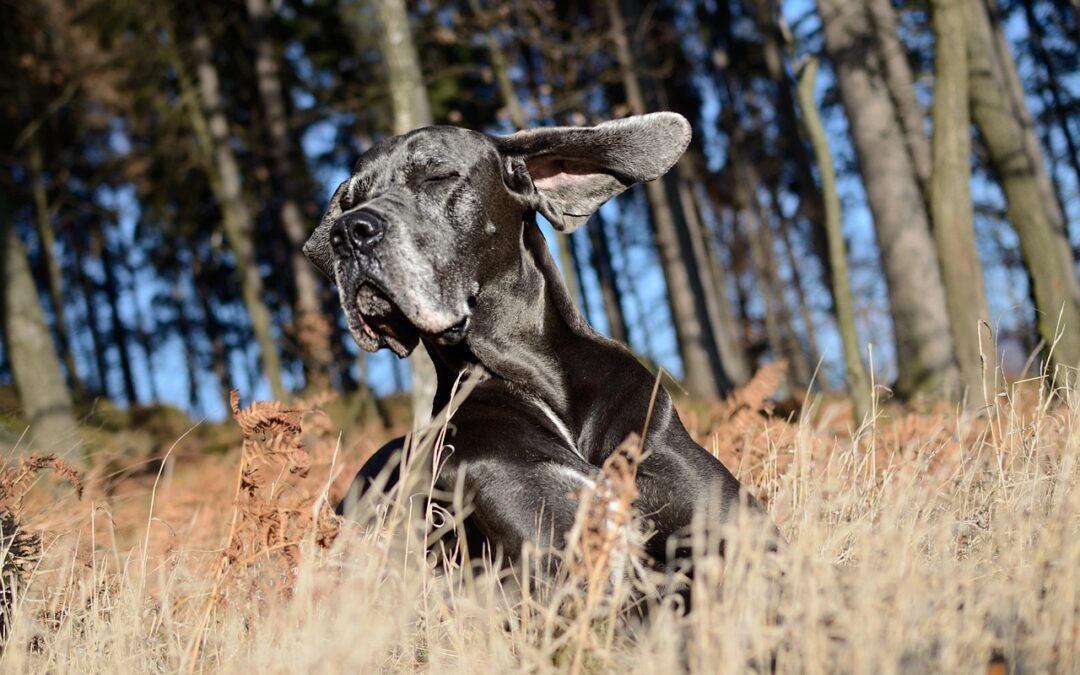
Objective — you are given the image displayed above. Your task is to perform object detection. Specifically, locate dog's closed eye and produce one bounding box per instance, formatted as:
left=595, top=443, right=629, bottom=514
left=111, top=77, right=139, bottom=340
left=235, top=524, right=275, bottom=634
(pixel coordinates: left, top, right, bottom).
left=424, top=173, right=460, bottom=184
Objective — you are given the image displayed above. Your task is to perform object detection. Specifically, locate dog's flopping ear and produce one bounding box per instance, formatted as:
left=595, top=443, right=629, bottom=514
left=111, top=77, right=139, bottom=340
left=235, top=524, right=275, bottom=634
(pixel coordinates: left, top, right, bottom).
left=303, top=179, right=350, bottom=280
left=493, top=112, right=691, bottom=232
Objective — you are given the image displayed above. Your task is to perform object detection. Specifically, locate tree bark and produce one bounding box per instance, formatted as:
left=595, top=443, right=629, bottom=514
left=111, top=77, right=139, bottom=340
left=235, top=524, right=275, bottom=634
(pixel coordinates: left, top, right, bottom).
left=773, top=193, right=823, bottom=380
left=1019, top=0, right=1080, bottom=218
left=96, top=228, right=139, bottom=405
left=121, top=254, right=160, bottom=402
left=567, top=233, right=595, bottom=325
left=192, top=254, right=234, bottom=410
left=245, top=0, right=333, bottom=392
left=72, top=235, right=108, bottom=396
left=171, top=271, right=202, bottom=413
left=930, top=0, right=995, bottom=405
left=588, top=212, right=630, bottom=344
left=372, top=0, right=438, bottom=423
left=694, top=185, right=752, bottom=385
left=732, top=147, right=813, bottom=389
left=1, top=208, right=80, bottom=458
left=188, top=27, right=286, bottom=401
left=473, top=0, right=587, bottom=306
left=866, top=0, right=933, bottom=200
left=26, top=139, right=83, bottom=397
left=797, top=58, right=871, bottom=423
left=612, top=198, right=657, bottom=361
left=985, top=0, right=1065, bottom=220
left=751, top=0, right=835, bottom=295
left=605, top=0, right=726, bottom=397
left=967, top=0, right=1080, bottom=373
left=676, top=156, right=750, bottom=387
left=818, top=0, right=960, bottom=399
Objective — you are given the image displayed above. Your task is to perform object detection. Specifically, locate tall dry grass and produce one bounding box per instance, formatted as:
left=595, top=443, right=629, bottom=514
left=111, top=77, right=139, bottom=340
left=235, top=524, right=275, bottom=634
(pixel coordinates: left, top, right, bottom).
left=1, top=366, right=1078, bottom=673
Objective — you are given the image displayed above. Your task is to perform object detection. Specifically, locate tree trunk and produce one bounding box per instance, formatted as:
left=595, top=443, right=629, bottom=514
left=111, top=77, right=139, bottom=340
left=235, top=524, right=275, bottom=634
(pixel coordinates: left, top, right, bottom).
left=474, top=0, right=586, bottom=304
left=751, top=0, right=834, bottom=296
left=96, top=228, right=139, bottom=405
left=612, top=198, right=657, bottom=361
left=818, top=0, right=960, bottom=399
left=985, top=0, right=1065, bottom=220
left=171, top=271, right=202, bottom=413
left=1, top=208, right=80, bottom=458
left=930, top=0, right=995, bottom=405
left=1019, top=0, right=1080, bottom=217
left=733, top=147, right=813, bottom=389
left=967, top=0, right=1080, bottom=373
left=192, top=255, right=234, bottom=410
left=467, top=0, right=526, bottom=129
left=372, top=0, right=438, bottom=424
left=121, top=255, right=160, bottom=403
left=773, top=192, right=823, bottom=380
left=72, top=235, right=108, bottom=396
left=605, top=0, right=725, bottom=397
left=567, top=233, right=595, bottom=325
left=588, top=212, right=630, bottom=344
left=694, top=185, right=752, bottom=385
left=676, top=157, right=750, bottom=387
left=245, top=0, right=333, bottom=392
left=866, top=0, right=933, bottom=200
left=189, top=28, right=286, bottom=401
left=26, top=139, right=83, bottom=397
left=797, top=58, right=871, bottom=423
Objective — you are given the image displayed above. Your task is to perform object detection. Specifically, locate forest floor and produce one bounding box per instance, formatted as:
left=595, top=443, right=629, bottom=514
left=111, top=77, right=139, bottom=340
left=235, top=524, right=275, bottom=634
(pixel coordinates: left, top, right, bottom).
left=0, top=363, right=1077, bottom=673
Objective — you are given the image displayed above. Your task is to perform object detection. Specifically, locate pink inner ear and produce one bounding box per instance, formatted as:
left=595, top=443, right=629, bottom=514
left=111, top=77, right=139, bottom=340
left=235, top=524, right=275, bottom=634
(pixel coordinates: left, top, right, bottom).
left=527, top=156, right=596, bottom=190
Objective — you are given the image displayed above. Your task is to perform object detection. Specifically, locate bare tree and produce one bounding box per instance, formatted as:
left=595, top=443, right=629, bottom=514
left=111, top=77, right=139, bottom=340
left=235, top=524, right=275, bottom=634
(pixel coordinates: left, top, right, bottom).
left=169, top=15, right=287, bottom=400
left=96, top=226, right=139, bottom=404
left=797, top=58, right=871, bottom=422
left=732, top=145, right=813, bottom=389
left=1019, top=0, right=1080, bottom=195
left=866, top=0, right=933, bottom=199
left=468, top=0, right=584, bottom=307
left=605, top=0, right=728, bottom=397
left=818, top=0, right=961, bottom=399
left=245, top=0, right=334, bottom=391
left=1, top=208, right=80, bottom=459
left=587, top=212, right=630, bottom=344
left=967, top=0, right=1080, bottom=374
left=930, top=0, right=995, bottom=404
left=372, top=0, right=438, bottom=423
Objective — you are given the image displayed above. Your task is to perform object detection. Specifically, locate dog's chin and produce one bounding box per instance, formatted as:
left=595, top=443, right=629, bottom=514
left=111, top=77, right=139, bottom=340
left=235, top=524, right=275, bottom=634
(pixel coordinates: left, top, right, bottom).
left=341, top=279, right=471, bottom=357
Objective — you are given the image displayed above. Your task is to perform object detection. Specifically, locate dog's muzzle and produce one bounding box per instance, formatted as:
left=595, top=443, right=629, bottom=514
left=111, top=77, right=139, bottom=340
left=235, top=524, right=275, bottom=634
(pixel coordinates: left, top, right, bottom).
left=330, top=208, right=470, bottom=357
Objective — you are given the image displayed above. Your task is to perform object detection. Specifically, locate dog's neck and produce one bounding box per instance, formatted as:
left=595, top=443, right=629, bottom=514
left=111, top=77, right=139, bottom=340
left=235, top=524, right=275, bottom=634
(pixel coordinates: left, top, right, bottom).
left=424, top=212, right=612, bottom=418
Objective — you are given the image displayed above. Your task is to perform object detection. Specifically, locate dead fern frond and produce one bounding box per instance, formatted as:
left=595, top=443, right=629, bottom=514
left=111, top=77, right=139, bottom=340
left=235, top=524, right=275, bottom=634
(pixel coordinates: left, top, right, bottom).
left=0, top=453, right=84, bottom=642
left=719, top=360, right=788, bottom=419
left=566, top=433, right=645, bottom=587
left=230, top=390, right=311, bottom=477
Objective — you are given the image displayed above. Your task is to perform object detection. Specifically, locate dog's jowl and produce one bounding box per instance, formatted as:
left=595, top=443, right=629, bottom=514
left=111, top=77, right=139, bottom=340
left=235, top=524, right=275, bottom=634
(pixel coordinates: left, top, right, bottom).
left=305, top=112, right=781, bottom=574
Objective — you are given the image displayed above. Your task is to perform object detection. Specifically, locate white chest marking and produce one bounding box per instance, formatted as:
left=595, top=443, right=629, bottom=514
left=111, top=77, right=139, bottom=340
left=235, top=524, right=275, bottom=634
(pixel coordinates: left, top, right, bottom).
left=531, top=396, right=581, bottom=459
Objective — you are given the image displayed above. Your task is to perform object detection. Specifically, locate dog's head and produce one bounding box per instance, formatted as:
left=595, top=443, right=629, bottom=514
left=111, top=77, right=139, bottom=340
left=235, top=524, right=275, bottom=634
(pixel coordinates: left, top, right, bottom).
left=304, top=112, right=691, bottom=356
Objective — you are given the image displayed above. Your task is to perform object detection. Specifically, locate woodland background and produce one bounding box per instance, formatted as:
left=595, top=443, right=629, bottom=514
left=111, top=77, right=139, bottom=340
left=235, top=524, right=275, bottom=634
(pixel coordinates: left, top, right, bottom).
left=3, top=0, right=1080, bottom=458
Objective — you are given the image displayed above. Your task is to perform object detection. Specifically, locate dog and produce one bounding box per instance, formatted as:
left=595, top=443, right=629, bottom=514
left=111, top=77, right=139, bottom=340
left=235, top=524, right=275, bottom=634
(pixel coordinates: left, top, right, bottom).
left=304, top=112, right=778, bottom=573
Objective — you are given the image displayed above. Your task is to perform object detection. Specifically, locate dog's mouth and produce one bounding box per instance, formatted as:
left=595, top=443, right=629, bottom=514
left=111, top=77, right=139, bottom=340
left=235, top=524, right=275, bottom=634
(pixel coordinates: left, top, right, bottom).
left=343, top=280, right=470, bottom=357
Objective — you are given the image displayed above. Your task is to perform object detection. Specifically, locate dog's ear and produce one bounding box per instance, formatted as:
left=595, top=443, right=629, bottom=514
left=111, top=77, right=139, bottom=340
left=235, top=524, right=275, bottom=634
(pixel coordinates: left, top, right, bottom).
left=493, top=112, right=691, bottom=232
left=303, top=179, right=350, bottom=280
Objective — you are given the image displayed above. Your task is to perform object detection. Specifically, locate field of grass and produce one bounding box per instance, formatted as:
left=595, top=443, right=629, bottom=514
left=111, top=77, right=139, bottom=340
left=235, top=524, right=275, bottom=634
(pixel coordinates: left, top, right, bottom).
left=1, top=364, right=1078, bottom=673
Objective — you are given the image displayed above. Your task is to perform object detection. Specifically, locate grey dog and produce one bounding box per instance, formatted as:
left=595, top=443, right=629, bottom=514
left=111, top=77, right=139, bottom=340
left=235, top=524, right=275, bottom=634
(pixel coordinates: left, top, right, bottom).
left=304, top=112, right=778, bottom=573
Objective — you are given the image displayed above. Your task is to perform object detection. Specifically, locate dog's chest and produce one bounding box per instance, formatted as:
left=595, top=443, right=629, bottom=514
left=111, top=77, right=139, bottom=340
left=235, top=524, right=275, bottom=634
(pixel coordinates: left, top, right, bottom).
left=528, top=395, right=581, bottom=459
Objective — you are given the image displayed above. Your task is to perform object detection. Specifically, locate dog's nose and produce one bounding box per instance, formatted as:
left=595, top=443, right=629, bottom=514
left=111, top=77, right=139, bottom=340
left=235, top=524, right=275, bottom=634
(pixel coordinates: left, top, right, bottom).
left=330, top=209, right=385, bottom=254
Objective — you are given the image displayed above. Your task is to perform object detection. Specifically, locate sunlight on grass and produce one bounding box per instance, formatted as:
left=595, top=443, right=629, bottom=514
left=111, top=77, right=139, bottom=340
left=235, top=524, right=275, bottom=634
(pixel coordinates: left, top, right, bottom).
left=2, top=368, right=1078, bottom=673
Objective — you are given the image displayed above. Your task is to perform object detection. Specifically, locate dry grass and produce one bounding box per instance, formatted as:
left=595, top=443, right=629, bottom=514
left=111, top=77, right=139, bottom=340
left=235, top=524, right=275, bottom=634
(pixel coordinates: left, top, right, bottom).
left=1, top=367, right=1078, bottom=673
